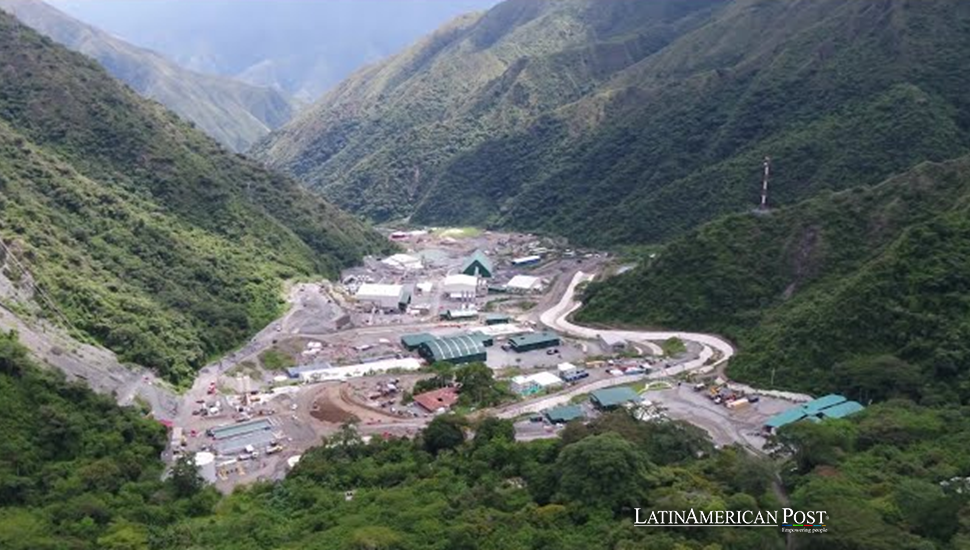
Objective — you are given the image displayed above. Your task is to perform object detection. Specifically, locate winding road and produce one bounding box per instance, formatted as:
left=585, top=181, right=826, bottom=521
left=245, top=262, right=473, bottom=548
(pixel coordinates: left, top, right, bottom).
left=540, top=271, right=734, bottom=374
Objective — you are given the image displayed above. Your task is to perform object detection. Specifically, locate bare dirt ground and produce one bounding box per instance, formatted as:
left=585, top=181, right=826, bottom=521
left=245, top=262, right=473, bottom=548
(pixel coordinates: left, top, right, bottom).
left=0, top=302, right=179, bottom=419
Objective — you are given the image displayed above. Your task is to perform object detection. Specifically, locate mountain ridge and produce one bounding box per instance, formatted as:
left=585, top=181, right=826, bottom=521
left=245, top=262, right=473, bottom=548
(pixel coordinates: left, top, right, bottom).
left=254, top=0, right=970, bottom=246
left=0, top=0, right=298, bottom=152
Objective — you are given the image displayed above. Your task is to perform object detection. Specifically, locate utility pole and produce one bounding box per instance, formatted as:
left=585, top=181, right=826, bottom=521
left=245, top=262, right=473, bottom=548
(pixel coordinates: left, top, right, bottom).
left=760, top=156, right=771, bottom=210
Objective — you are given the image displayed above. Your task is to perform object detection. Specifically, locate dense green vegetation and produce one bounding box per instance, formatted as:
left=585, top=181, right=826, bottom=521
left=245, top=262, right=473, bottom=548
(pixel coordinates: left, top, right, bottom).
left=0, top=12, right=388, bottom=385
left=0, top=0, right=298, bottom=152
left=580, top=156, right=970, bottom=402
left=6, top=326, right=970, bottom=549
left=0, top=331, right=215, bottom=549
left=255, top=0, right=970, bottom=247
left=412, top=361, right=513, bottom=408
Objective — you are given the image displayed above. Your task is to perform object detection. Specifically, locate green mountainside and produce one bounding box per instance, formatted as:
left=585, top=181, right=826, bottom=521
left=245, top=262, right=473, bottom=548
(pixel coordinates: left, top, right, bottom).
left=0, top=11, right=387, bottom=385
left=254, top=0, right=970, bottom=246
left=579, top=156, right=970, bottom=402
left=0, top=0, right=298, bottom=152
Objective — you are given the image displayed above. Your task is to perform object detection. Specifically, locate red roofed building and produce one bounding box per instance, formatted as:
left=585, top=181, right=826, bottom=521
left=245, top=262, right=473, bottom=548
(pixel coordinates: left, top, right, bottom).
left=413, top=387, right=460, bottom=413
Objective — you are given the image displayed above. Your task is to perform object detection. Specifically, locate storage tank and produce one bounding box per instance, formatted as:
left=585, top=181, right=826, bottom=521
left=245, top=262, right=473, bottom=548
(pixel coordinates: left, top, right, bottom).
left=194, top=451, right=217, bottom=484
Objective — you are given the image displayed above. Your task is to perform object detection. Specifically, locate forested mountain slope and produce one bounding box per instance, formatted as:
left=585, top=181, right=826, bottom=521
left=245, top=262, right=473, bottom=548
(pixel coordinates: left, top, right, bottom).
left=0, top=12, right=387, bottom=385
left=254, top=0, right=970, bottom=246
left=580, top=156, right=970, bottom=403
left=0, top=0, right=298, bottom=152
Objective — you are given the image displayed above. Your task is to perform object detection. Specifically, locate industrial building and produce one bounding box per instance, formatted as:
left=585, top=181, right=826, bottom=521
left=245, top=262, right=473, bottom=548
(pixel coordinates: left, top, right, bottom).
left=418, top=335, right=487, bottom=365
left=590, top=387, right=640, bottom=409
left=509, top=332, right=561, bottom=352
left=598, top=333, right=628, bottom=352
left=401, top=333, right=436, bottom=351
left=441, top=308, right=478, bottom=321
left=413, top=387, right=460, bottom=413
left=442, top=273, right=479, bottom=298
left=511, top=371, right=564, bottom=395
left=210, top=419, right=273, bottom=440
left=298, top=358, right=423, bottom=382
left=484, top=313, right=511, bottom=325
left=355, top=283, right=411, bottom=311
left=763, top=394, right=865, bottom=432
left=461, top=250, right=493, bottom=278
left=506, top=275, right=544, bottom=293
left=381, top=253, right=423, bottom=271
left=545, top=405, right=585, bottom=424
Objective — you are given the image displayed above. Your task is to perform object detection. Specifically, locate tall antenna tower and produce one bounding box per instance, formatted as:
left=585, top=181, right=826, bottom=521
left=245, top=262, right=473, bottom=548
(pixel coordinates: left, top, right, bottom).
left=759, top=156, right=771, bottom=210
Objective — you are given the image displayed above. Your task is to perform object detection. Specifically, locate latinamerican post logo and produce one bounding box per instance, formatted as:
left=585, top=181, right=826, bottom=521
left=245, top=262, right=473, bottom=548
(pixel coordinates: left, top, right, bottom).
left=634, top=508, right=828, bottom=533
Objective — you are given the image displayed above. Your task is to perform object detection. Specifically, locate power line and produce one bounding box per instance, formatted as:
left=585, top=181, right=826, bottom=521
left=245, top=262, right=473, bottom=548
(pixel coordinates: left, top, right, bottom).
left=759, top=156, right=771, bottom=210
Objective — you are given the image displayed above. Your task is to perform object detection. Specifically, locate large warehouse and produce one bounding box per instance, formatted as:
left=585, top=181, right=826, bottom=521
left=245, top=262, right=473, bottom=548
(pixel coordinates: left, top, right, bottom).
left=509, top=332, right=561, bottom=352
left=418, top=335, right=487, bottom=365
left=355, top=283, right=411, bottom=311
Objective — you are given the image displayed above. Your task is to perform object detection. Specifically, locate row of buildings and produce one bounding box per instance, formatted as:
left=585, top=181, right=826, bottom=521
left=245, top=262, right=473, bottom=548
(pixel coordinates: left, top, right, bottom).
left=764, top=394, right=865, bottom=432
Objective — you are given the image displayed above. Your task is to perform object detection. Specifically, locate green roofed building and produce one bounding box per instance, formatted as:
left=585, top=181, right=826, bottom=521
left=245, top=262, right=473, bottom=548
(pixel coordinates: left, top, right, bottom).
left=545, top=405, right=584, bottom=424
left=509, top=332, right=560, bottom=352
left=484, top=313, right=511, bottom=325
left=765, top=408, right=808, bottom=431
left=818, top=400, right=864, bottom=419
left=800, top=394, right=847, bottom=415
left=590, top=387, right=640, bottom=409
left=462, top=250, right=494, bottom=278
left=401, top=333, right=436, bottom=351
left=418, top=335, right=486, bottom=365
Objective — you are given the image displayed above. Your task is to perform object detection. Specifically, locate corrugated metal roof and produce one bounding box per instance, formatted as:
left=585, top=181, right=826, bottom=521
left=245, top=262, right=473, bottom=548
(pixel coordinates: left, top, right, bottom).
left=462, top=250, right=493, bottom=277
left=401, top=333, right=436, bottom=348
left=590, top=387, right=640, bottom=408
left=545, top=405, right=584, bottom=423
left=818, top=400, right=864, bottom=419
left=800, top=394, right=847, bottom=415
left=509, top=332, right=560, bottom=347
left=421, top=335, right=486, bottom=362
left=765, top=408, right=808, bottom=429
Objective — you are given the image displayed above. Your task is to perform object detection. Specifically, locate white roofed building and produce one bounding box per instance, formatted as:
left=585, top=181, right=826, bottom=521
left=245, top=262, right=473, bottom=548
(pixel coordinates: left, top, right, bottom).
left=356, top=283, right=410, bottom=310
left=442, top=273, right=479, bottom=298
left=382, top=253, right=423, bottom=271
left=506, top=275, right=543, bottom=293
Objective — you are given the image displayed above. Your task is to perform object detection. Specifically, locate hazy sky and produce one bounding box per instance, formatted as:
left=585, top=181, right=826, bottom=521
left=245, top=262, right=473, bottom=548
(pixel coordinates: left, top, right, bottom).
left=48, top=0, right=499, bottom=98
